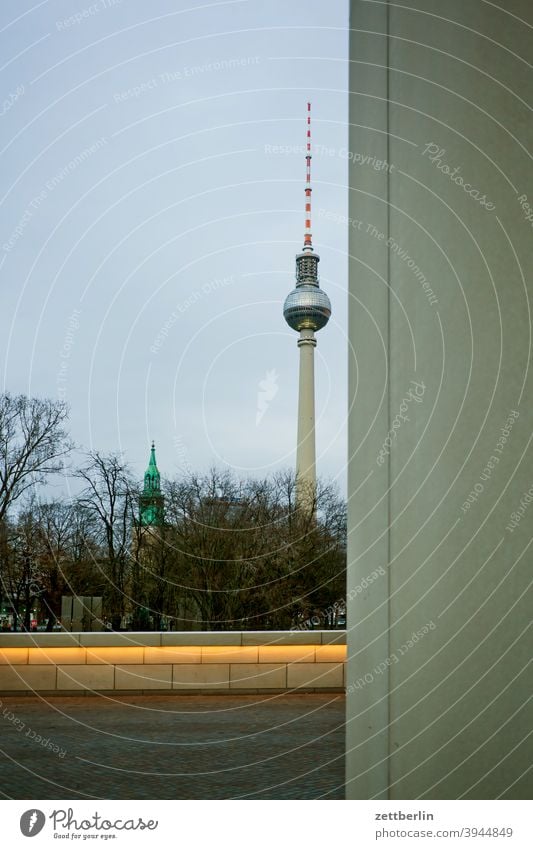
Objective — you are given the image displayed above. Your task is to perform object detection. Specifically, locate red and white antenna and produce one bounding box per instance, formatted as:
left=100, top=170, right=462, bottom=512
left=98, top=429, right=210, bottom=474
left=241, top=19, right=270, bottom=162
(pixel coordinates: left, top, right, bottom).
left=303, top=101, right=313, bottom=251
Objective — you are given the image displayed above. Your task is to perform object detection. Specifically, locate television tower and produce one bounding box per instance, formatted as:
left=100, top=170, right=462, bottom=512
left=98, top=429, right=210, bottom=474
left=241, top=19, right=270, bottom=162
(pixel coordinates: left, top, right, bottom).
left=283, top=103, right=331, bottom=507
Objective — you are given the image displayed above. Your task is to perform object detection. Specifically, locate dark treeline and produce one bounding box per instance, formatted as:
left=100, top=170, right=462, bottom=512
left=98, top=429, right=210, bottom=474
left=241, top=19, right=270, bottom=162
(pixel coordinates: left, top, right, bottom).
left=0, top=393, right=346, bottom=631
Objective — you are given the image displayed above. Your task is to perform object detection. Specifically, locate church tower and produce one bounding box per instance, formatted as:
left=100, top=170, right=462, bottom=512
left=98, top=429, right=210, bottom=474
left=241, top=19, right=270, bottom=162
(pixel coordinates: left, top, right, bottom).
left=138, top=442, right=164, bottom=527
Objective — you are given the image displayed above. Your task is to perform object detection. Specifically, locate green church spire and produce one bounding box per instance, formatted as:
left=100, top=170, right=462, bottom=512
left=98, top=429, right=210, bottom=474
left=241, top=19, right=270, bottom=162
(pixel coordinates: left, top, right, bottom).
left=143, top=441, right=161, bottom=494
left=139, top=442, right=164, bottom=526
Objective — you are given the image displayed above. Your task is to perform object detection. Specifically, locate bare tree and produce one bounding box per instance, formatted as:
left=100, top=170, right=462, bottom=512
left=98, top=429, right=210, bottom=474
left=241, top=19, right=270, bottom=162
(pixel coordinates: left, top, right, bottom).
left=32, top=500, right=76, bottom=630
left=162, top=468, right=346, bottom=631
left=0, top=393, right=72, bottom=522
left=0, top=508, right=47, bottom=631
left=130, top=521, right=175, bottom=630
left=162, top=470, right=264, bottom=629
left=0, top=440, right=346, bottom=632
left=64, top=502, right=104, bottom=596
left=75, top=452, right=136, bottom=630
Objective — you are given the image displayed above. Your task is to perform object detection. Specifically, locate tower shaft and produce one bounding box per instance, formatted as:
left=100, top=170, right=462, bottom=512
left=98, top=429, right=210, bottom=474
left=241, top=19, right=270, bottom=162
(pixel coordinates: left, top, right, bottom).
left=296, top=329, right=317, bottom=505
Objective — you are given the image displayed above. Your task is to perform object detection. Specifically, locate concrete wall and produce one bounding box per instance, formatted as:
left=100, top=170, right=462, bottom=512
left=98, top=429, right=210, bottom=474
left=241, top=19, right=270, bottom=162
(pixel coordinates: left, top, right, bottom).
left=347, top=0, right=532, bottom=799
left=0, top=631, right=345, bottom=694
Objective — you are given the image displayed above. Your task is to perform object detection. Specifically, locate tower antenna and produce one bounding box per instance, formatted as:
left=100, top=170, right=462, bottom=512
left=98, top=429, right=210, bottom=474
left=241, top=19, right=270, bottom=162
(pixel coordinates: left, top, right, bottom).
left=304, top=102, right=313, bottom=251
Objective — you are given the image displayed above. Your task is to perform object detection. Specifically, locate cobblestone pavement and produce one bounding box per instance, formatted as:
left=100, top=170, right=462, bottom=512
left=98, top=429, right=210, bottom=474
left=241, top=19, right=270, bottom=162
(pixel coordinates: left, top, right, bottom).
left=0, top=694, right=345, bottom=799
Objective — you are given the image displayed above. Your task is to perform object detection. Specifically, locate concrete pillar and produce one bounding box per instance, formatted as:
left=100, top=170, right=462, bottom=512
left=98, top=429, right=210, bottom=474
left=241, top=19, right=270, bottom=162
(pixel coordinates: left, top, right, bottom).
left=347, top=0, right=533, bottom=799
left=296, top=329, right=317, bottom=505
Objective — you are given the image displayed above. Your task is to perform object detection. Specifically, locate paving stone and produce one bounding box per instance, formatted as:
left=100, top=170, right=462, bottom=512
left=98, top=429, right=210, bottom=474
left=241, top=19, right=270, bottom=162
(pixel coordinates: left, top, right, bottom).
left=0, top=694, right=345, bottom=799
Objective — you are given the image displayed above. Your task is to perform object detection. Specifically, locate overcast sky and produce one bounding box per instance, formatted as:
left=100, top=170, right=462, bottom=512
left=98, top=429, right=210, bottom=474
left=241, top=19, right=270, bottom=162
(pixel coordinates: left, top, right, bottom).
left=0, top=0, right=349, bottom=496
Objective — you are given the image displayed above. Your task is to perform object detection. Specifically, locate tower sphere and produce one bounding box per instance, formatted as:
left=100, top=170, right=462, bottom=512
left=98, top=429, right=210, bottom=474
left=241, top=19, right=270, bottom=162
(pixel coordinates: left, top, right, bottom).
left=283, top=283, right=331, bottom=332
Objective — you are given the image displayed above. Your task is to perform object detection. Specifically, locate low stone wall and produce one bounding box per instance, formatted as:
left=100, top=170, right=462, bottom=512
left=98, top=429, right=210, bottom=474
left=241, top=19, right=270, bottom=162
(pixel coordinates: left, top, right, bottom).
left=0, top=631, right=346, bottom=694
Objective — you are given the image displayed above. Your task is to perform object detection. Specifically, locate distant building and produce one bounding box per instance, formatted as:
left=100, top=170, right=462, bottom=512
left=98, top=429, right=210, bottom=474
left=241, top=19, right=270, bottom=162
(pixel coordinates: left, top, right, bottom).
left=138, top=442, right=164, bottom=527
left=61, top=596, right=103, bottom=632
